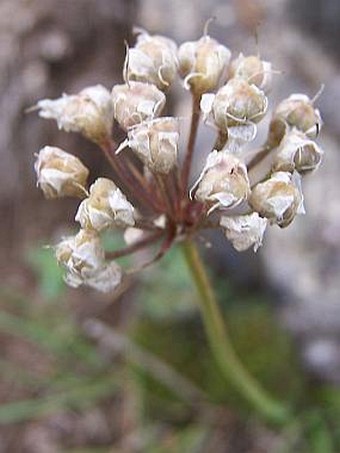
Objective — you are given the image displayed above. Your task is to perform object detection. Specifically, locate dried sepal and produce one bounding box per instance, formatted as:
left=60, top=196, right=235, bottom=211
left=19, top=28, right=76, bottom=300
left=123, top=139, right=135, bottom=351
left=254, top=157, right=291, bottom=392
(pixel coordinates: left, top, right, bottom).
left=75, top=177, right=135, bottom=232
left=36, top=85, right=114, bottom=144
left=119, top=117, right=179, bottom=174
left=230, top=53, right=273, bottom=92
left=178, top=36, right=231, bottom=95
left=35, top=146, right=89, bottom=199
left=249, top=171, right=304, bottom=228
left=194, top=150, right=250, bottom=213
left=220, top=212, right=267, bottom=252
left=125, top=31, right=177, bottom=90
left=112, top=81, right=166, bottom=131
left=273, top=94, right=322, bottom=138
left=272, top=129, right=323, bottom=174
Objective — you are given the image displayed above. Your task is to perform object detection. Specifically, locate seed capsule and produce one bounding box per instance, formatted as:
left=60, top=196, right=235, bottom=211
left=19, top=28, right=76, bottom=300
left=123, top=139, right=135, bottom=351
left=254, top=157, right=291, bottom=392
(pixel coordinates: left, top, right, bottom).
left=120, top=117, right=179, bottom=174
left=125, top=31, right=177, bottom=91
left=220, top=212, right=267, bottom=252
left=34, top=146, right=89, bottom=199
left=75, top=178, right=135, bottom=231
left=249, top=171, right=304, bottom=228
left=36, top=85, right=114, bottom=144
left=273, top=94, right=322, bottom=138
left=178, top=36, right=231, bottom=95
left=272, top=129, right=323, bottom=174
left=230, top=53, right=273, bottom=92
left=112, top=81, right=166, bottom=131
left=194, top=150, right=250, bottom=213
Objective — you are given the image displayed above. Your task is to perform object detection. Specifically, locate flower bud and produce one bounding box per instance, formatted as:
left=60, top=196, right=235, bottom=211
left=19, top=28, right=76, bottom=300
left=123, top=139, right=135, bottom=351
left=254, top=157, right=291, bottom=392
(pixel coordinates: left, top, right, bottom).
left=55, top=229, right=122, bottom=292
left=126, top=31, right=177, bottom=91
left=178, top=36, right=231, bottom=95
left=194, top=150, right=250, bottom=213
left=249, top=171, right=304, bottom=228
left=272, top=129, right=323, bottom=174
left=230, top=53, right=273, bottom=92
left=36, top=85, right=114, bottom=144
left=34, top=146, right=89, bottom=199
left=112, top=81, right=166, bottom=131
left=75, top=178, right=135, bottom=231
left=220, top=212, right=267, bottom=252
left=273, top=94, right=322, bottom=138
left=120, top=117, right=179, bottom=174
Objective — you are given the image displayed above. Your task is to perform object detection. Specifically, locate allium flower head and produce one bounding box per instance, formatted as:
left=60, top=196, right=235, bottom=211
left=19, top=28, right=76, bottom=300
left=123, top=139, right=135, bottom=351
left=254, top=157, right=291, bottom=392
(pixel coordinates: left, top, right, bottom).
left=33, top=27, right=325, bottom=290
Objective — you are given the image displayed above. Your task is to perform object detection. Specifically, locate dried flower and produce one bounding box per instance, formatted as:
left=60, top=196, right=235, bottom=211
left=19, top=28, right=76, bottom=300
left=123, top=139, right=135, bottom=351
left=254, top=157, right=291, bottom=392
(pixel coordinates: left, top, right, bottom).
left=112, top=81, right=166, bottom=131
left=220, top=213, right=267, bottom=252
left=272, top=129, right=323, bottom=174
left=55, top=229, right=122, bottom=292
left=249, top=171, right=304, bottom=228
left=36, top=85, right=114, bottom=144
left=178, top=35, right=231, bottom=95
left=194, top=150, right=250, bottom=213
left=125, top=31, right=177, bottom=90
left=35, top=146, right=89, bottom=199
left=118, top=117, right=179, bottom=174
left=273, top=94, right=322, bottom=138
left=75, top=178, right=135, bottom=231
left=230, top=53, right=273, bottom=92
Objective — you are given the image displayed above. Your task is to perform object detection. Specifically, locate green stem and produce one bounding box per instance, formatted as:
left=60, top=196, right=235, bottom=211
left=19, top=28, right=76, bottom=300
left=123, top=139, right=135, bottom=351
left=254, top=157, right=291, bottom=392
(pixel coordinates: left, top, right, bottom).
left=181, top=239, right=290, bottom=424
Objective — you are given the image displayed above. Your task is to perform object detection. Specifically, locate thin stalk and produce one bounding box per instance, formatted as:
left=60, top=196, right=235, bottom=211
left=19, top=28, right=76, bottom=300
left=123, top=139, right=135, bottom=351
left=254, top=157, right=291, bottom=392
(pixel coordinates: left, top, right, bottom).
left=105, top=231, right=163, bottom=260
left=181, top=95, right=201, bottom=197
left=181, top=239, right=291, bottom=424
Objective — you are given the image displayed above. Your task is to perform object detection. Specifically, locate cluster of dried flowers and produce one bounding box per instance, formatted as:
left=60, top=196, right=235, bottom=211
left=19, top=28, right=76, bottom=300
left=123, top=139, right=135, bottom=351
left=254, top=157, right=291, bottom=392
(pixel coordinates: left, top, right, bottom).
left=33, top=27, right=323, bottom=293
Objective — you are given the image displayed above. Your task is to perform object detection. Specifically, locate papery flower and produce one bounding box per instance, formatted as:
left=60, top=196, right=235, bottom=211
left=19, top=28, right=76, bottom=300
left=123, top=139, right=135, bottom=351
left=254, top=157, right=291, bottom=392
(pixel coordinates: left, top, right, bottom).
left=34, top=146, right=89, bottom=199
left=273, top=94, right=322, bottom=138
left=178, top=35, right=231, bottom=95
left=36, top=85, right=114, bottom=144
left=220, top=212, right=267, bottom=252
left=112, top=81, right=166, bottom=131
left=75, top=178, right=135, bottom=231
left=118, top=117, right=179, bottom=174
left=249, top=171, right=304, bottom=228
left=230, top=53, right=273, bottom=92
left=194, top=150, right=250, bottom=213
left=272, top=129, right=323, bottom=174
left=55, top=229, right=122, bottom=293
left=125, top=30, right=177, bottom=91
left=201, top=79, right=268, bottom=147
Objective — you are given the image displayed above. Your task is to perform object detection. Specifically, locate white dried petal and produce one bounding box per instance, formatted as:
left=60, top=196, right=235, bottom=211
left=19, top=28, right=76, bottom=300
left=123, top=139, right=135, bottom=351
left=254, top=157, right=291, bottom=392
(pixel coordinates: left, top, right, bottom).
left=37, top=84, right=114, bottom=144
left=124, top=117, right=179, bottom=174
left=194, top=150, right=250, bottom=213
left=112, top=81, right=166, bottom=131
left=274, top=94, right=322, bottom=138
left=178, top=36, right=231, bottom=94
left=249, top=171, right=304, bottom=228
left=86, top=261, right=122, bottom=293
left=220, top=213, right=267, bottom=252
left=124, top=227, right=145, bottom=245
left=75, top=178, right=135, bottom=231
left=35, top=146, right=89, bottom=199
left=273, top=129, right=323, bottom=173
left=126, top=32, right=178, bottom=90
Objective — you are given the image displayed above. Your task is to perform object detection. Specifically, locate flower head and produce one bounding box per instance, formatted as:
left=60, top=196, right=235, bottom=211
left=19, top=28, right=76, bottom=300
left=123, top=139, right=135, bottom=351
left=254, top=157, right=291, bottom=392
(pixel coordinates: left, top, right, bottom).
left=230, top=53, right=273, bottom=92
left=220, top=213, right=267, bottom=252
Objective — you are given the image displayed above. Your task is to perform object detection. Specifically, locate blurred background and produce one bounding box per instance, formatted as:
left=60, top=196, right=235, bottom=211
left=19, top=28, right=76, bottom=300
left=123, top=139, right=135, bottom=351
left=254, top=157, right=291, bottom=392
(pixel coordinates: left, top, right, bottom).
left=1, top=0, right=340, bottom=451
